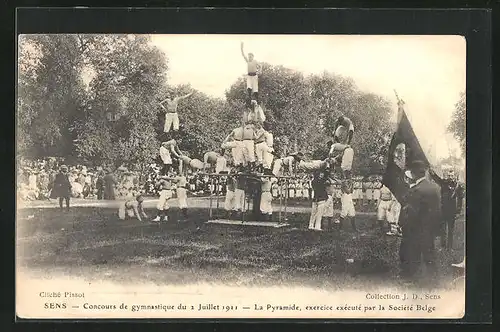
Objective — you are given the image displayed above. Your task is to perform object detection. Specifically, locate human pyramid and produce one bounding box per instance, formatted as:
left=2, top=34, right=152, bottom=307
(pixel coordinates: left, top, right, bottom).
left=120, top=42, right=357, bottom=229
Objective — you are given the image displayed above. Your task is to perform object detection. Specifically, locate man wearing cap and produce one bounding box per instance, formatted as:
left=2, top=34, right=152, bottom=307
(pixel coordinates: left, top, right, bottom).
left=241, top=42, right=262, bottom=103
left=50, top=165, right=72, bottom=210
left=334, top=115, right=355, bottom=145
left=159, top=90, right=194, bottom=133
left=399, top=160, right=441, bottom=283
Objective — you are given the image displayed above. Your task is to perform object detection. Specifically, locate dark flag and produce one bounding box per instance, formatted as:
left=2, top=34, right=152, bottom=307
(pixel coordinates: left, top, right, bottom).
left=382, top=101, right=430, bottom=202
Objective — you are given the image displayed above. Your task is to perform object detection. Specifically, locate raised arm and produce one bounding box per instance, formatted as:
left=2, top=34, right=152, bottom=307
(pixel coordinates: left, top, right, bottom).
left=240, top=42, right=248, bottom=62
left=176, top=91, right=193, bottom=101
left=222, top=132, right=234, bottom=145
left=428, top=168, right=446, bottom=187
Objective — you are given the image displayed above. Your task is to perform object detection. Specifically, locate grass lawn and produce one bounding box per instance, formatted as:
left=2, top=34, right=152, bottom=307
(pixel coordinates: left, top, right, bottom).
left=16, top=204, right=465, bottom=290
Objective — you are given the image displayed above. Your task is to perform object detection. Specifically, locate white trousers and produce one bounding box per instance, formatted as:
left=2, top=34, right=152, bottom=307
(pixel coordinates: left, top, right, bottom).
left=389, top=200, right=401, bottom=225
left=341, top=147, right=354, bottom=171
left=272, top=158, right=283, bottom=176
left=157, top=189, right=173, bottom=210
left=260, top=192, right=273, bottom=214
left=223, top=141, right=244, bottom=166
left=309, top=200, right=326, bottom=230
left=177, top=187, right=188, bottom=209
left=234, top=188, right=246, bottom=211
left=255, top=142, right=268, bottom=165
left=365, top=189, right=374, bottom=200
left=353, top=189, right=363, bottom=200
left=242, top=139, right=255, bottom=164
left=323, top=195, right=334, bottom=218
left=246, top=75, right=259, bottom=92
left=341, top=193, right=356, bottom=218
left=164, top=113, right=179, bottom=132
left=377, top=200, right=392, bottom=221
left=225, top=190, right=236, bottom=211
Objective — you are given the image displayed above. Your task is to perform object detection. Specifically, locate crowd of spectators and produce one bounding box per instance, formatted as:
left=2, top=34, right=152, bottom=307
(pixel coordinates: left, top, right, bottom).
left=17, top=157, right=397, bottom=209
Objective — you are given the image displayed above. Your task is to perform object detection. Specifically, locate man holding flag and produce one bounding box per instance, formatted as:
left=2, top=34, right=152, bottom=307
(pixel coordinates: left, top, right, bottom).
left=383, top=91, right=442, bottom=284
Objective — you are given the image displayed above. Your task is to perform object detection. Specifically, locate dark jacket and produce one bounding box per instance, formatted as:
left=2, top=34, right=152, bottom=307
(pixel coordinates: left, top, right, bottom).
left=103, top=173, right=117, bottom=200
left=400, top=178, right=441, bottom=237
left=432, top=176, right=458, bottom=217
left=311, top=169, right=330, bottom=202
left=50, top=172, right=72, bottom=198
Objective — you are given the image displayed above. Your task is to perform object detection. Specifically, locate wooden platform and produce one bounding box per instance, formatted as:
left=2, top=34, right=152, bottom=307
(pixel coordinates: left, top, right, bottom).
left=206, top=219, right=290, bottom=228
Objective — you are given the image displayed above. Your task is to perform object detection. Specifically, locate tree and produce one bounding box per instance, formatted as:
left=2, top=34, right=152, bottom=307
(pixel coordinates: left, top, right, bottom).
left=225, top=65, right=393, bottom=173
left=160, top=84, right=237, bottom=159
left=18, top=34, right=86, bottom=158
left=448, top=92, right=466, bottom=156
left=73, top=34, right=168, bottom=168
left=225, top=63, right=319, bottom=156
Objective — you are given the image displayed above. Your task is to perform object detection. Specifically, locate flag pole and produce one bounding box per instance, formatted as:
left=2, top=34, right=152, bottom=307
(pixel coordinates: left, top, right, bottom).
left=394, top=89, right=404, bottom=124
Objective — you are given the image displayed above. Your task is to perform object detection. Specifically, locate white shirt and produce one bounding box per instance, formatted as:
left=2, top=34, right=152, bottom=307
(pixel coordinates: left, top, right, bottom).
left=159, top=146, right=171, bottom=164
left=265, top=132, right=273, bottom=147
left=410, top=177, right=425, bottom=188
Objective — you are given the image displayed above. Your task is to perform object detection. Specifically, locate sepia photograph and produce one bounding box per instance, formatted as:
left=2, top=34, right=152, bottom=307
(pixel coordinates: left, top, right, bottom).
left=16, top=34, right=466, bottom=319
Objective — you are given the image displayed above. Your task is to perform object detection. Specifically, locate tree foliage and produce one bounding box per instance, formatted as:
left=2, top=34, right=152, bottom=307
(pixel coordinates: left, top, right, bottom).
left=448, top=92, right=466, bottom=156
left=18, top=35, right=86, bottom=157
left=225, top=66, right=393, bottom=173
left=73, top=35, right=168, bottom=168
left=18, top=36, right=394, bottom=174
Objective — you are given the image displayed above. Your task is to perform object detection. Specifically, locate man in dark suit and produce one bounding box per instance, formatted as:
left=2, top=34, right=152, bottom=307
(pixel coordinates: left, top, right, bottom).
left=429, top=168, right=460, bottom=251
left=50, top=165, right=72, bottom=211
left=399, top=160, right=441, bottom=283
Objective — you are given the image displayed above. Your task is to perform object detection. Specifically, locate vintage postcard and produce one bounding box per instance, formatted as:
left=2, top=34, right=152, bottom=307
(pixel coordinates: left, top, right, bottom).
left=16, top=34, right=466, bottom=319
